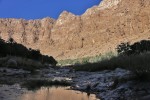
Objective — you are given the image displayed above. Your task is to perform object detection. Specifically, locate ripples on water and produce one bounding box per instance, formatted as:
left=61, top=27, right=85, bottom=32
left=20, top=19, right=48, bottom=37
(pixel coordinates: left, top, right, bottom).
left=18, top=86, right=100, bottom=100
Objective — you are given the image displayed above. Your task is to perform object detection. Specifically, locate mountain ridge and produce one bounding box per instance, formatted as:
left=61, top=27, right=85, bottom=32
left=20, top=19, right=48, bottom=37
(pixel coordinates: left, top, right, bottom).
left=0, top=0, right=150, bottom=60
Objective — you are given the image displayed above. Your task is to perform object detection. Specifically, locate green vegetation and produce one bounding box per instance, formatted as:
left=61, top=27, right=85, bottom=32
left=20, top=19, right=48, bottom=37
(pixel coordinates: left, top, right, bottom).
left=0, top=56, right=44, bottom=71
left=0, top=37, right=58, bottom=71
left=74, top=40, right=150, bottom=78
left=58, top=51, right=117, bottom=66
left=74, top=52, right=150, bottom=73
left=116, top=40, right=150, bottom=56
left=0, top=37, right=57, bottom=66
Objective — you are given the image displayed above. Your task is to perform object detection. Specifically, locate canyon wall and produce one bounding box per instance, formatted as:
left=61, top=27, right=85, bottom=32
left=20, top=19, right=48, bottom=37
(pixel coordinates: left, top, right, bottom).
left=0, top=0, right=150, bottom=60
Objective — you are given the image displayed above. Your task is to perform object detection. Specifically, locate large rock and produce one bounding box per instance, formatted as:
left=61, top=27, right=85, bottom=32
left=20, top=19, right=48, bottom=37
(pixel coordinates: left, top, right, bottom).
left=0, top=0, right=150, bottom=60
left=7, top=59, right=17, bottom=67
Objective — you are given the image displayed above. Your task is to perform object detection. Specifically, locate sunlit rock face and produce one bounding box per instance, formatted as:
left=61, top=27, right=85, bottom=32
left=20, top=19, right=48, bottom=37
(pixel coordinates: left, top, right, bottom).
left=0, top=18, right=55, bottom=49
left=0, top=0, right=150, bottom=60
left=99, top=0, right=122, bottom=9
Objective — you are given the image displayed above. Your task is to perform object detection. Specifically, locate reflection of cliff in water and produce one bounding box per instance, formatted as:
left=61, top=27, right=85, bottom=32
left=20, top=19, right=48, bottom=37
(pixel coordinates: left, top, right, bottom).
left=18, top=86, right=99, bottom=100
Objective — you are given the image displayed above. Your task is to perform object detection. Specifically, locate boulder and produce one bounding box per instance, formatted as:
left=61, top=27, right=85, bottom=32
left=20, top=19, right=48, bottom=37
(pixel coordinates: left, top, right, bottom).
left=7, top=59, right=17, bottom=68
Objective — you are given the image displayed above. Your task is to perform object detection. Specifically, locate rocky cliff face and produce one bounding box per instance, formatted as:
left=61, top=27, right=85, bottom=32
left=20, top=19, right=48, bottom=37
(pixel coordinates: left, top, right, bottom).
left=0, top=0, right=150, bottom=60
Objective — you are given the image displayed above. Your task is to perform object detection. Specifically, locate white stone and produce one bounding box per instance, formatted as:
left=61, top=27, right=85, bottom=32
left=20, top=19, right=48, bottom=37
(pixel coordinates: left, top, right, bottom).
left=99, top=0, right=122, bottom=10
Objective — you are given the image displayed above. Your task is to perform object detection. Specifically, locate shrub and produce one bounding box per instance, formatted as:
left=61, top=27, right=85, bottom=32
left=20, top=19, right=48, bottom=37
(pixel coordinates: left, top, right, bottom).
left=116, top=40, right=150, bottom=56
left=58, top=51, right=117, bottom=66
left=0, top=37, right=57, bottom=66
left=73, top=52, right=150, bottom=75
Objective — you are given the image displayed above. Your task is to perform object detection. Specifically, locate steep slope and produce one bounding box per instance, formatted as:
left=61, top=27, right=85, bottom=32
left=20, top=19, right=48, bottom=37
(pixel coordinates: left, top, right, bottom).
left=0, top=0, right=150, bottom=60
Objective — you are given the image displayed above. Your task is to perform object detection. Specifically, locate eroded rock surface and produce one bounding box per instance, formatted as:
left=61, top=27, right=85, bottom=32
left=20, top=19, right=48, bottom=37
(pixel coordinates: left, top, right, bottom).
left=72, top=68, right=150, bottom=100
left=0, top=0, right=150, bottom=60
left=1, top=67, right=150, bottom=100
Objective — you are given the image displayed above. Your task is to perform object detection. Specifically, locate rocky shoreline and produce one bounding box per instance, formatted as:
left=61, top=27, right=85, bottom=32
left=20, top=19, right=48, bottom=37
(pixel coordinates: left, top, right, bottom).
left=0, top=67, right=150, bottom=100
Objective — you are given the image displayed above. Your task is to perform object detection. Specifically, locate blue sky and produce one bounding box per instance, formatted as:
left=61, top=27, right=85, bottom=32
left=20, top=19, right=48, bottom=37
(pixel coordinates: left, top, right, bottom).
left=0, top=0, right=101, bottom=20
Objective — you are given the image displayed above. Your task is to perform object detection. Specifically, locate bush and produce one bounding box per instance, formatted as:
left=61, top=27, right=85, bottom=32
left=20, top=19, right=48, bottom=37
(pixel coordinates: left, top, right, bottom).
left=58, top=51, right=117, bottom=66
left=0, top=37, right=57, bottom=65
left=73, top=52, right=150, bottom=76
left=0, top=56, right=44, bottom=71
left=116, top=40, right=150, bottom=56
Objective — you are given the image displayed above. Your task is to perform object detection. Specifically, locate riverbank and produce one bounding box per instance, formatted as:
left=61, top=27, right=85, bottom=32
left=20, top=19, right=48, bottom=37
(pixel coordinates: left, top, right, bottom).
left=0, top=67, right=150, bottom=100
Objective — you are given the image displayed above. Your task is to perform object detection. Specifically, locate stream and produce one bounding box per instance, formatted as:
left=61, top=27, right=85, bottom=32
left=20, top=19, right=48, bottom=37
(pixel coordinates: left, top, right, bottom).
left=18, top=86, right=99, bottom=100
left=1, top=67, right=150, bottom=100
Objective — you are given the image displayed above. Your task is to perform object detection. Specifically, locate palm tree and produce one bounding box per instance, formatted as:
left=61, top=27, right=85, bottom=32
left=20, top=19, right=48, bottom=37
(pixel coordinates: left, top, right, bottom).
left=8, top=37, right=15, bottom=44
left=7, top=37, right=15, bottom=56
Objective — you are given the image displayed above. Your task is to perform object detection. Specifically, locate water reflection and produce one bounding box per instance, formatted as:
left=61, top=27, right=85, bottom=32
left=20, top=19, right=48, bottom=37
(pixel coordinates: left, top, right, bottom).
left=18, top=86, right=100, bottom=100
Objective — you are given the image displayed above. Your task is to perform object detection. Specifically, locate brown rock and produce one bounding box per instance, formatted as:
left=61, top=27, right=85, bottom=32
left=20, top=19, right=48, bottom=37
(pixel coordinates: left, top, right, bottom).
left=0, top=0, right=150, bottom=60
